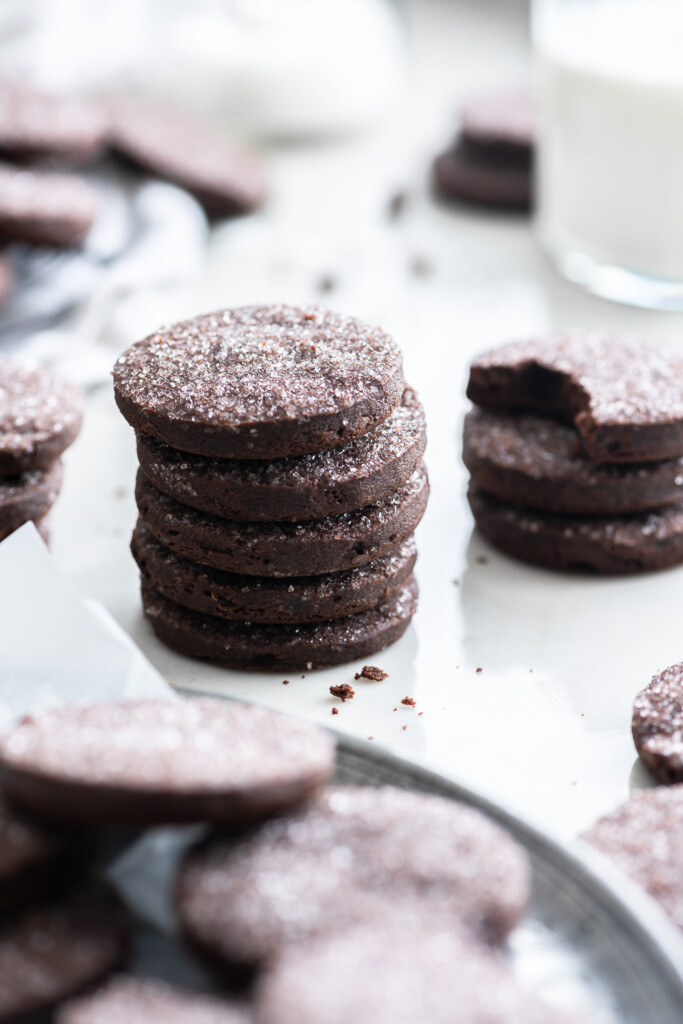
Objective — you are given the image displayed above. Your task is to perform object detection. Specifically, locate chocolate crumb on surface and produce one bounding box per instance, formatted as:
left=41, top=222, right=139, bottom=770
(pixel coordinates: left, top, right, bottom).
left=355, top=665, right=389, bottom=682
left=282, top=680, right=289, bottom=686
left=387, top=190, right=409, bottom=220
left=330, top=684, right=355, bottom=703
left=476, top=668, right=483, bottom=674
left=331, top=708, right=339, bottom=716
left=401, top=697, right=416, bottom=707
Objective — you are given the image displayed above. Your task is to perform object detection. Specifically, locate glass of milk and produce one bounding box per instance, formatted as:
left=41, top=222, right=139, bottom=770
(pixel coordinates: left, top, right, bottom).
left=534, top=0, right=683, bottom=309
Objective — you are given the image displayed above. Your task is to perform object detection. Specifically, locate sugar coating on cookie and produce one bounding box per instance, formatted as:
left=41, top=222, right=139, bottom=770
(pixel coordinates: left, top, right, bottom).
left=0, top=885, right=127, bottom=1022
left=0, top=699, right=335, bottom=825
left=57, top=977, right=251, bottom=1024
left=136, top=386, right=426, bottom=522
left=468, top=334, right=683, bottom=463
left=463, top=408, right=683, bottom=515
left=633, top=664, right=683, bottom=783
left=583, top=786, right=683, bottom=932
left=177, top=786, right=530, bottom=968
left=113, top=305, right=404, bottom=459
left=0, top=358, right=82, bottom=475
left=256, top=916, right=577, bottom=1024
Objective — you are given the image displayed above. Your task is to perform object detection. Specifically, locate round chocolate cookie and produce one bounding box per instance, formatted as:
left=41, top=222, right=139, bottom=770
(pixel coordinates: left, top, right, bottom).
left=0, top=460, right=62, bottom=536
left=109, top=96, right=266, bottom=217
left=468, top=334, right=683, bottom=464
left=256, top=917, right=576, bottom=1024
left=142, top=576, right=418, bottom=671
left=0, top=358, right=82, bottom=475
left=0, top=699, right=335, bottom=826
left=136, top=387, right=426, bottom=522
left=57, top=977, right=252, bottom=1024
left=583, top=785, right=683, bottom=932
left=178, top=787, right=529, bottom=970
left=114, top=305, right=404, bottom=460
left=463, top=409, right=683, bottom=515
left=632, top=664, right=683, bottom=784
left=433, top=145, right=531, bottom=211
left=0, top=161, right=98, bottom=248
left=0, top=800, right=74, bottom=915
left=0, top=79, right=108, bottom=164
left=132, top=521, right=417, bottom=625
left=135, top=465, right=428, bottom=577
left=469, top=485, right=683, bottom=574
left=0, top=884, right=127, bottom=1024
left=461, top=91, right=535, bottom=154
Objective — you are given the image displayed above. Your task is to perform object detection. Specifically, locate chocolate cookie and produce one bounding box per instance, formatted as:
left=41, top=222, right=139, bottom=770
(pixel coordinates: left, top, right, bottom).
left=632, top=664, right=683, bottom=784
left=136, top=387, right=426, bottom=522
left=0, top=515, right=50, bottom=545
left=433, top=146, right=531, bottom=211
left=468, top=334, right=683, bottom=464
left=177, top=786, right=530, bottom=969
left=0, top=79, right=108, bottom=164
left=136, top=465, right=427, bottom=577
left=0, top=161, right=98, bottom=247
left=109, top=96, right=266, bottom=216
left=463, top=409, right=683, bottom=515
left=142, top=576, right=418, bottom=671
left=0, top=800, right=74, bottom=915
left=132, top=522, right=416, bottom=624
left=0, top=884, right=127, bottom=1024
left=114, top=305, right=404, bottom=460
left=468, top=485, right=683, bottom=574
left=57, top=978, right=251, bottom=1024
left=0, top=358, right=83, bottom=475
left=461, top=91, right=535, bottom=155
left=0, top=460, right=62, bottom=536
left=256, top=917, right=576, bottom=1024
left=0, top=698, right=335, bottom=826
left=583, top=786, right=683, bottom=932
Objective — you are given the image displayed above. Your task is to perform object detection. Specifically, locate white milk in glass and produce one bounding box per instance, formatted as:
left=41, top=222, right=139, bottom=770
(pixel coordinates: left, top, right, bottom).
left=534, top=0, right=683, bottom=305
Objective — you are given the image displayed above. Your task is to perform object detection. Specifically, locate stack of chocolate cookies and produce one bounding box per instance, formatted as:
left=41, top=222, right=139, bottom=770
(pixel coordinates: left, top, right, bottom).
left=463, top=334, right=683, bottom=573
left=114, top=305, right=428, bottom=670
left=0, top=357, right=82, bottom=544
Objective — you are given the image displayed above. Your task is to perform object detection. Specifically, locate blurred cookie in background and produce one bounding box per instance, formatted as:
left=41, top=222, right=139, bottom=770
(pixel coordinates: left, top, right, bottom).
left=0, top=78, right=108, bottom=165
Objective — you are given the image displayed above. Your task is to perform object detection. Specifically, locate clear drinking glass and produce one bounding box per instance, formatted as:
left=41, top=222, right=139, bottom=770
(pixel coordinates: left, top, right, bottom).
left=533, top=0, right=683, bottom=309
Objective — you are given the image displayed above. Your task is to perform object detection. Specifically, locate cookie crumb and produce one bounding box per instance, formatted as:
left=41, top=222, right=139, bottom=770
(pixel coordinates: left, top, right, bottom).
left=331, top=707, right=339, bottom=716
left=355, top=665, right=389, bottom=682
left=402, top=725, right=407, bottom=731
left=330, top=683, right=355, bottom=703
left=367, top=736, right=374, bottom=740
left=393, top=707, right=397, bottom=712
left=282, top=680, right=290, bottom=685
left=401, top=696, right=416, bottom=707
left=475, top=555, right=488, bottom=565
left=418, top=711, right=423, bottom=716
left=476, top=667, right=483, bottom=673
left=387, top=190, right=409, bottom=220
left=113, top=486, right=127, bottom=500
left=316, top=274, right=337, bottom=294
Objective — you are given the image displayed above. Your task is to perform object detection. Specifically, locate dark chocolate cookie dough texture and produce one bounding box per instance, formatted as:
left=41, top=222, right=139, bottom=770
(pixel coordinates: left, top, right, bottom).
left=114, top=304, right=428, bottom=670
left=463, top=333, right=683, bottom=573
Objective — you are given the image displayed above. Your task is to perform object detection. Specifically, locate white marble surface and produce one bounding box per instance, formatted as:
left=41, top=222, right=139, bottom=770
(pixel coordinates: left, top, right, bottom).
left=49, top=0, right=683, bottom=843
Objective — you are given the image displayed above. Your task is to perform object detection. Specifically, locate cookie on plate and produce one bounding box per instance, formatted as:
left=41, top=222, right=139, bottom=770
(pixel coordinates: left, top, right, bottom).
left=256, top=916, right=578, bottom=1024
left=135, top=386, right=426, bottom=522
left=0, top=79, right=108, bottom=164
left=0, top=699, right=335, bottom=826
left=0, top=358, right=82, bottom=475
left=0, top=161, right=98, bottom=248
left=467, top=334, right=683, bottom=464
left=135, top=465, right=428, bottom=577
left=109, top=96, right=266, bottom=217
left=113, top=305, right=404, bottom=460
left=583, top=786, right=683, bottom=932
left=0, top=884, right=127, bottom=1024
left=132, top=522, right=417, bottom=624
left=463, top=408, right=683, bottom=516
left=57, top=977, right=251, bottom=1024
left=177, top=786, right=530, bottom=970
left=468, top=485, right=683, bottom=574
left=633, top=664, right=683, bottom=783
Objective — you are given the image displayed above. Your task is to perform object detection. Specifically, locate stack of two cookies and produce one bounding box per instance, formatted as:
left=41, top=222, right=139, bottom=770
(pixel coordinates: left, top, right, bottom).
left=114, top=305, right=428, bottom=670
left=464, top=335, right=683, bottom=573
left=0, top=358, right=82, bottom=545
